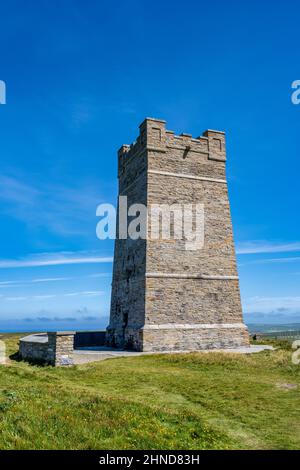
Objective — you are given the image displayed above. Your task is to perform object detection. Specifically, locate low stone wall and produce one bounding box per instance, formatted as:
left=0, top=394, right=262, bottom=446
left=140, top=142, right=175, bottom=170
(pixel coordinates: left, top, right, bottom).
left=19, top=332, right=75, bottom=366
left=19, top=334, right=52, bottom=363
left=50, top=332, right=75, bottom=366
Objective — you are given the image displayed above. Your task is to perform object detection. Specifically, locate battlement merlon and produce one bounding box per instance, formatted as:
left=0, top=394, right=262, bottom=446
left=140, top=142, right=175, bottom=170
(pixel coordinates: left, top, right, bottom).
left=117, top=118, right=226, bottom=176
left=202, top=129, right=226, bottom=162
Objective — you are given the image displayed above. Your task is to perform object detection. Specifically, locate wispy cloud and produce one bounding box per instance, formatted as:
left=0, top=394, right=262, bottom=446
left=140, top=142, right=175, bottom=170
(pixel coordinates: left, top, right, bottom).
left=22, top=316, right=99, bottom=323
left=236, top=241, right=300, bottom=255
left=0, top=175, right=40, bottom=207
left=0, top=173, right=106, bottom=238
left=0, top=273, right=111, bottom=287
left=31, top=277, right=72, bottom=283
left=244, top=311, right=300, bottom=325
left=32, top=295, right=57, bottom=300
left=0, top=251, right=113, bottom=269
left=238, top=256, right=300, bottom=266
left=3, top=291, right=104, bottom=301
left=63, top=291, right=104, bottom=297
left=6, top=296, right=28, bottom=301
left=243, top=295, right=300, bottom=313
left=0, top=277, right=71, bottom=287
left=23, top=317, right=78, bottom=323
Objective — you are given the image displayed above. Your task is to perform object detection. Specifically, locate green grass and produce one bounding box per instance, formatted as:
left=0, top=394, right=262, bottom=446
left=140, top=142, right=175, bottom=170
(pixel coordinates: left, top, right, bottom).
left=0, top=333, right=299, bottom=450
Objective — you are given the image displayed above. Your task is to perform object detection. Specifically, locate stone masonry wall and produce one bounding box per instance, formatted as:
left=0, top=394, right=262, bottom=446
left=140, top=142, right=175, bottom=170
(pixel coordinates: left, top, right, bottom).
left=48, top=332, right=75, bottom=366
left=141, top=325, right=249, bottom=352
left=19, top=335, right=54, bottom=364
left=107, top=118, right=249, bottom=351
left=107, top=136, right=148, bottom=348
left=19, top=332, right=75, bottom=366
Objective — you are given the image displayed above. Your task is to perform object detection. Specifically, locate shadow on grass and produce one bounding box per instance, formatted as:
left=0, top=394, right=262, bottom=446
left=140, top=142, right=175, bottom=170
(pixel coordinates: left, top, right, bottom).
left=251, top=337, right=292, bottom=351
left=9, top=351, right=51, bottom=367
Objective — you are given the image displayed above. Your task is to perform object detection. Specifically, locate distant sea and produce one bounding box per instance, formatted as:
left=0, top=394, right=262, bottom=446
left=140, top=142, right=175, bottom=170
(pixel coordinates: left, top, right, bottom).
left=247, top=323, right=300, bottom=334
left=0, top=317, right=109, bottom=333
left=1, top=317, right=300, bottom=335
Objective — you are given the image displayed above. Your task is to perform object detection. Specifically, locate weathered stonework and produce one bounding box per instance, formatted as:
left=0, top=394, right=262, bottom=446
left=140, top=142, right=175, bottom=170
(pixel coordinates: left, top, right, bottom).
left=107, top=118, right=249, bottom=351
left=19, top=332, right=75, bottom=366
left=19, top=334, right=53, bottom=364
left=49, top=332, right=75, bottom=366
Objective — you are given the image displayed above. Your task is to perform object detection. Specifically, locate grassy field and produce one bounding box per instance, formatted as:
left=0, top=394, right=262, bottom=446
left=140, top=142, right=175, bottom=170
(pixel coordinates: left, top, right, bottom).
left=0, top=333, right=299, bottom=450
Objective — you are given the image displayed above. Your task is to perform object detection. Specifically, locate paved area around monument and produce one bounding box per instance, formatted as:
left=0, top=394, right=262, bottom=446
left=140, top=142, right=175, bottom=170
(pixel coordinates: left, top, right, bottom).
left=72, top=344, right=274, bottom=365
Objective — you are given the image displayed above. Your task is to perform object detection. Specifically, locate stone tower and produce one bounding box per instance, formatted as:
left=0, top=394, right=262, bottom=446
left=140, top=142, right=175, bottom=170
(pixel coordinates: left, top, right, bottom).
left=106, top=118, right=249, bottom=351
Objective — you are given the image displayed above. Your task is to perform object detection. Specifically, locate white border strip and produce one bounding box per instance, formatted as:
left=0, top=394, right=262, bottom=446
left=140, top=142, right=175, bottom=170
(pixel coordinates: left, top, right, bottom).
left=146, top=272, right=238, bottom=280
left=142, top=323, right=246, bottom=330
left=148, top=169, right=226, bottom=184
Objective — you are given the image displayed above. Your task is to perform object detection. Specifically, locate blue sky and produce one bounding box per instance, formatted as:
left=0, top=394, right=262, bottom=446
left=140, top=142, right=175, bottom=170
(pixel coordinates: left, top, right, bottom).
left=0, top=0, right=300, bottom=331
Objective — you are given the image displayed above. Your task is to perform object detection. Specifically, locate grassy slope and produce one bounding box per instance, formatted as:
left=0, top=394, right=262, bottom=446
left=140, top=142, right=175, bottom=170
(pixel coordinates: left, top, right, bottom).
left=0, top=334, right=299, bottom=450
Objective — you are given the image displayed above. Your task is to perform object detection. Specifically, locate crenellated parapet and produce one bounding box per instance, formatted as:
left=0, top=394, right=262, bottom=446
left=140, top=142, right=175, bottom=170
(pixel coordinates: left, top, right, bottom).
left=117, top=118, right=226, bottom=181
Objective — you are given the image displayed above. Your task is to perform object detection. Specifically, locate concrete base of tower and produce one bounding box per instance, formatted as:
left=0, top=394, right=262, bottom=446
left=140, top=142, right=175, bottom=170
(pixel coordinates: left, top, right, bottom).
left=106, top=323, right=250, bottom=352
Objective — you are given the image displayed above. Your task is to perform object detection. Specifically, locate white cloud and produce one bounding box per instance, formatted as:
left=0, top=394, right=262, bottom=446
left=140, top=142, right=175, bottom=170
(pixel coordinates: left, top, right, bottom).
left=0, top=173, right=106, bottom=238
left=32, top=295, right=57, bottom=300
left=6, top=296, right=29, bottom=301
left=63, top=291, right=104, bottom=297
left=0, top=274, right=111, bottom=286
left=0, top=251, right=113, bottom=269
left=0, top=277, right=71, bottom=287
left=239, top=256, right=300, bottom=266
left=3, top=291, right=104, bottom=301
left=243, top=296, right=300, bottom=313
left=236, top=241, right=300, bottom=255
left=31, top=277, right=72, bottom=283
